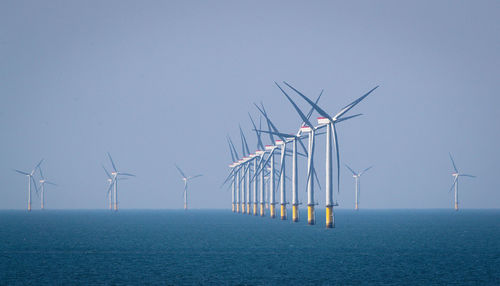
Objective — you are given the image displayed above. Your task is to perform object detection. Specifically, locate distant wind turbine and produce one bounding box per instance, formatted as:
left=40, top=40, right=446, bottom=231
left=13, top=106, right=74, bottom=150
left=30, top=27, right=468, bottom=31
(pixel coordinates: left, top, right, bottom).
left=102, top=165, right=129, bottom=210
left=449, top=153, right=475, bottom=211
left=107, top=153, right=135, bottom=211
left=345, top=164, right=372, bottom=211
left=14, top=159, right=43, bottom=211
left=175, top=164, right=202, bottom=210
left=37, top=165, right=57, bottom=210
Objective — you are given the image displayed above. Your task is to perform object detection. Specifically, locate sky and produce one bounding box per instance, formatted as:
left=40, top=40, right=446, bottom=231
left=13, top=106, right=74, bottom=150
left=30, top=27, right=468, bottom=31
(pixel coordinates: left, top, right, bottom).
left=0, top=0, right=499, bottom=209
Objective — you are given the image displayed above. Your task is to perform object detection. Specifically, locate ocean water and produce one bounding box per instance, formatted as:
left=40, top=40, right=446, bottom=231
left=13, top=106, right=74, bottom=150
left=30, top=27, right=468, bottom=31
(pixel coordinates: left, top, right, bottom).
left=0, top=209, right=499, bottom=285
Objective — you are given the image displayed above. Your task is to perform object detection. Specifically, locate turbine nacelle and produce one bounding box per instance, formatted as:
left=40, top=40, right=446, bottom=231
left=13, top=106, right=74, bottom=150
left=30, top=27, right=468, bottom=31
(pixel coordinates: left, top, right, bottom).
left=265, top=145, right=274, bottom=151
left=255, top=150, right=265, bottom=156
left=300, top=125, right=312, bottom=133
left=317, top=117, right=330, bottom=125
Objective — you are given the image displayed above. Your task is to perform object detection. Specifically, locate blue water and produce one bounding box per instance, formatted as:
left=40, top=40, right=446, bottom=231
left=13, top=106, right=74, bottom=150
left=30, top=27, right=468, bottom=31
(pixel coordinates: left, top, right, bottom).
left=0, top=209, right=499, bottom=285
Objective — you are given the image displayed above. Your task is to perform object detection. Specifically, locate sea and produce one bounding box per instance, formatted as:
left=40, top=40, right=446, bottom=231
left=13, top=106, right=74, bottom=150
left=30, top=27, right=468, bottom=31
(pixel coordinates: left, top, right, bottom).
left=0, top=209, right=499, bottom=285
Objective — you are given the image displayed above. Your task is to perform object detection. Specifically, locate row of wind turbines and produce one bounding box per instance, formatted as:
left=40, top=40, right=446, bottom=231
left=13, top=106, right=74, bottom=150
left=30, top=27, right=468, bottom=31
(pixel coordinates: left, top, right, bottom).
left=13, top=153, right=204, bottom=211
left=223, top=81, right=475, bottom=228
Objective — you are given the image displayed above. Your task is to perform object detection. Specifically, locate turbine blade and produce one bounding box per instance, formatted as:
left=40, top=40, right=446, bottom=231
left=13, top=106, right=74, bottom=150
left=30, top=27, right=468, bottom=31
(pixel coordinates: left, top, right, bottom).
left=188, top=174, right=203, bottom=180
left=283, top=81, right=332, bottom=123
left=313, top=166, right=322, bottom=190
left=333, top=86, right=378, bottom=120
left=254, top=129, right=297, bottom=139
left=239, top=125, right=251, bottom=157
left=335, top=113, right=363, bottom=124
left=102, top=165, right=112, bottom=179
left=221, top=169, right=235, bottom=188
left=275, top=82, right=314, bottom=129
left=30, top=175, right=39, bottom=194
left=305, top=90, right=324, bottom=121
left=117, top=172, right=135, bottom=177
left=344, top=164, right=357, bottom=176
left=228, top=136, right=240, bottom=160
left=107, top=153, right=117, bottom=172
left=38, top=165, right=45, bottom=180
left=227, top=137, right=236, bottom=162
left=298, top=137, right=308, bottom=156
left=449, top=176, right=458, bottom=192
left=359, top=166, right=373, bottom=176
left=449, top=153, right=458, bottom=173
left=249, top=113, right=265, bottom=151
left=32, top=159, right=44, bottom=175
left=14, top=169, right=30, bottom=175
left=258, top=102, right=286, bottom=142
left=460, top=174, right=476, bottom=178
left=174, top=164, right=187, bottom=179
left=254, top=103, right=275, bottom=143
left=107, top=181, right=114, bottom=195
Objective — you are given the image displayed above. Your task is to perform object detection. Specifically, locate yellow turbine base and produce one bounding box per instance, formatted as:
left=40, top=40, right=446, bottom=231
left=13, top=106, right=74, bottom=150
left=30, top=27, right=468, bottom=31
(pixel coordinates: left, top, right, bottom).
left=232, top=204, right=235, bottom=212
left=28, top=203, right=31, bottom=212
left=242, top=203, right=246, bottom=213
left=114, top=203, right=118, bottom=211
left=455, top=203, right=458, bottom=211
left=253, top=203, right=258, bottom=216
left=260, top=203, right=265, bottom=217
left=308, top=205, right=315, bottom=225
left=355, top=203, right=358, bottom=211
left=247, top=203, right=251, bottom=214
left=270, top=204, right=276, bottom=218
left=326, top=206, right=334, bottom=228
left=236, top=204, right=240, bottom=213
left=292, top=205, right=299, bottom=222
left=281, top=204, right=287, bottom=220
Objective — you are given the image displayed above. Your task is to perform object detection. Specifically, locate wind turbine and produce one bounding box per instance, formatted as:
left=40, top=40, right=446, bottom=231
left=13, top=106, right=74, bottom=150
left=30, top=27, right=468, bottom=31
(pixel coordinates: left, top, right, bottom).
left=239, top=125, right=252, bottom=215
left=449, top=153, right=475, bottom=211
left=345, top=164, right=372, bottom=211
left=102, top=165, right=116, bottom=210
left=175, top=164, right=202, bottom=210
left=107, top=153, right=135, bottom=211
left=37, top=165, right=57, bottom=210
left=283, top=81, right=377, bottom=228
left=14, top=159, right=43, bottom=211
left=248, top=113, right=265, bottom=216
left=226, top=135, right=241, bottom=213
left=226, top=136, right=238, bottom=212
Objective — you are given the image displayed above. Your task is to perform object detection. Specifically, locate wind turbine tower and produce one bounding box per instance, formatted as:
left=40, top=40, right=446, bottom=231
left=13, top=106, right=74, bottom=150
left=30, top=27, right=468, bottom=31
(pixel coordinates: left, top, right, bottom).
left=107, top=153, right=135, bottom=211
left=449, top=153, right=475, bottom=211
left=14, top=159, right=43, bottom=211
left=345, top=164, right=373, bottom=210
left=38, top=165, right=57, bottom=210
left=175, top=164, right=202, bottom=210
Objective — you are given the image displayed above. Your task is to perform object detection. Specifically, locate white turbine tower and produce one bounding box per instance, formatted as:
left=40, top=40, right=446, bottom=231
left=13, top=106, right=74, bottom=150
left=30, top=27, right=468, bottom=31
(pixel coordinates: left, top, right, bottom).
left=283, top=81, right=377, bottom=228
left=14, top=159, right=43, bottom=211
left=449, top=153, right=475, bottom=211
left=107, top=153, right=135, bottom=211
left=175, top=164, right=202, bottom=210
left=37, top=165, right=57, bottom=210
left=345, top=164, right=372, bottom=211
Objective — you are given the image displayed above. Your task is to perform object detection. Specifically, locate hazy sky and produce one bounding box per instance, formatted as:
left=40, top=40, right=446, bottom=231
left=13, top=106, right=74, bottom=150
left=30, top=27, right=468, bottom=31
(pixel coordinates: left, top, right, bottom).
left=1, top=1, right=499, bottom=209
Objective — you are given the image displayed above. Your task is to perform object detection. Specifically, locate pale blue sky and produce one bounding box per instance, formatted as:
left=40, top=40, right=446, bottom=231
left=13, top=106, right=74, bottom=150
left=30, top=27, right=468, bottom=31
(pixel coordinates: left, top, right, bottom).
left=1, top=0, right=499, bottom=209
